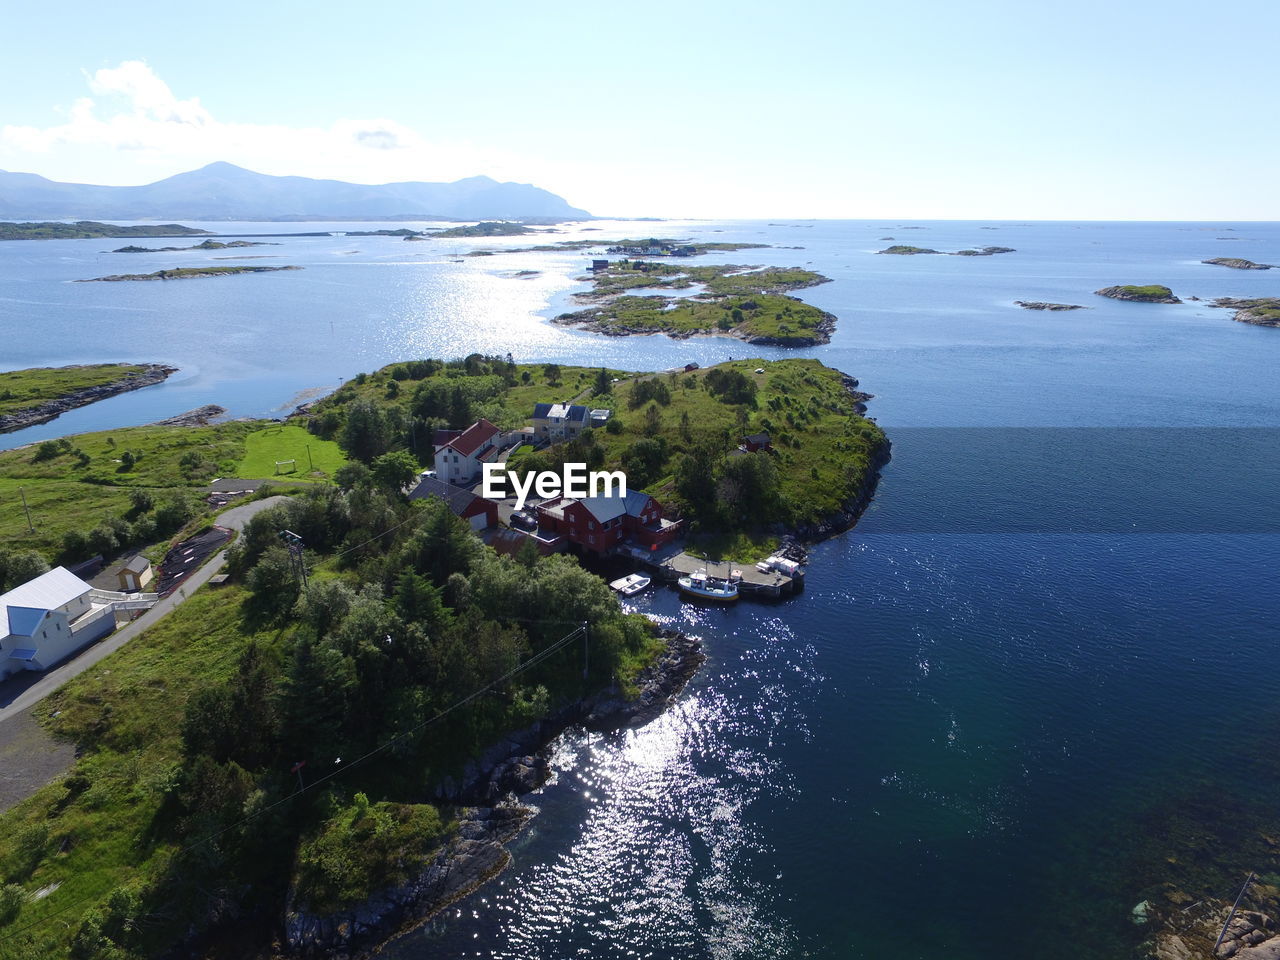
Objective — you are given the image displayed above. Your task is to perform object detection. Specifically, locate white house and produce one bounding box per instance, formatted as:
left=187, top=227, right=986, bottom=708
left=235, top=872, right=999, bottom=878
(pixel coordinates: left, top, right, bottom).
left=432, top=418, right=502, bottom=485
left=0, top=567, right=117, bottom=681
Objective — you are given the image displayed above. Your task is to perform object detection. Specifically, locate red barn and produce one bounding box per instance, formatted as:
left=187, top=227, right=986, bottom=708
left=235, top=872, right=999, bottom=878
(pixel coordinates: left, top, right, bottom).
left=408, top=474, right=499, bottom=531
left=536, top=491, right=681, bottom=555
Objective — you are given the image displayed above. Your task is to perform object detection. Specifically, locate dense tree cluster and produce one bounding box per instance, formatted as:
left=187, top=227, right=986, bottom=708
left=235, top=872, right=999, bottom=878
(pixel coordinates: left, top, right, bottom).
left=135, top=482, right=656, bottom=940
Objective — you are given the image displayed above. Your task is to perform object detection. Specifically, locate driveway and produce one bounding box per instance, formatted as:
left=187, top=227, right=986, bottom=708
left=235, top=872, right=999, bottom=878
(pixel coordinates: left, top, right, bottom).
left=0, top=495, right=289, bottom=724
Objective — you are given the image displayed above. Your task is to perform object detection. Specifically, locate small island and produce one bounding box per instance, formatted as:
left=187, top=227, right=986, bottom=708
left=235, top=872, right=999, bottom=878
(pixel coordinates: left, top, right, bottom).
left=112, top=239, right=277, bottom=253
left=1201, top=257, right=1273, bottom=270
left=0, top=220, right=213, bottom=241
left=426, top=221, right=543, bottom=239
left=1210, top=296, right=1280, bottom=328
left=79, top=265, right=302, bottom=282
left=0, top=362, right=176, bottom=433
left=1095, top=284, right=1182, bottom=304
left=1014, top=301, right=1086, bottom=311
left=878, top=244, right=1015, bottom=256
left=554, top=260, right=835, bottom=346
left=470, top=237, right=769, bottom=257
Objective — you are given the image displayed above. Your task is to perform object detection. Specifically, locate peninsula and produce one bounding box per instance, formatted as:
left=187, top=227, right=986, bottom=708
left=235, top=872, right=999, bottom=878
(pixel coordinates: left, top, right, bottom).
left=1095, top=284, right=1182, bottom=304
left=554, top=261, right=836, bottom=346
left=79, top=265, right=302, bottom=282
left=112, top=239, right=277, bottom=253
left=0, top=363, right=176, bottom=434
left=0, top=220, right=213, bottom=241
left=0, top=354, right=885, bottom=959
left=425, top=221, right=544, bottom=239
left=469, top=237, right=768, bottom=257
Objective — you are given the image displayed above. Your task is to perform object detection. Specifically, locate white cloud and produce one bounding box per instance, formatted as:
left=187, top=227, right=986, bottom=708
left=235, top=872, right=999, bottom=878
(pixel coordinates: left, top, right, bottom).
left=0, top=60, right=518, bottom=187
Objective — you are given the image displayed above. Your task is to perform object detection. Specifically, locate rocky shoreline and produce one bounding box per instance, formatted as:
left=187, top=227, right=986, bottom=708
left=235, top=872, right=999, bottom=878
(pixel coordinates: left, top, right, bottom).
left=1202, top=257, right=1273, bottom=271
left=1015, top=300, right=1086, bottom=311
left=787, top=374, right=890, bottom=542
left=281, top=629, right=706, bottom=959
left=1210, top=297, right=1280, bottom=329
left=0, top=362, right=176, bottom=434
left=1096, top=284, right=1182, bottom=304
left=553, top=305, right=836, bottom=346
left=151, top=404, right=228, bottom=427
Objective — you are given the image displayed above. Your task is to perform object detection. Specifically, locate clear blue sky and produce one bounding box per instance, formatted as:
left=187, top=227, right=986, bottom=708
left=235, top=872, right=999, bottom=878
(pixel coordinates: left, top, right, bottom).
left=1, top=0, right=1277, bottom=219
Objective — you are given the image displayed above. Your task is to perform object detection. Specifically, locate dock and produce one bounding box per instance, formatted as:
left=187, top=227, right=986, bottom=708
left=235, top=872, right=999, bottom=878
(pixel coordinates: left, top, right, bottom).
left=631, top=545, right=802, bottom=599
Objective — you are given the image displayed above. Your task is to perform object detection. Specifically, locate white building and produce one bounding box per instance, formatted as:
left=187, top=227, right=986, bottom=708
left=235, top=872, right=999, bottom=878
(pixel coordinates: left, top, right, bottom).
left=432, top=418, right=502, bottom=485
left=0, top=567, right=117, bottom=681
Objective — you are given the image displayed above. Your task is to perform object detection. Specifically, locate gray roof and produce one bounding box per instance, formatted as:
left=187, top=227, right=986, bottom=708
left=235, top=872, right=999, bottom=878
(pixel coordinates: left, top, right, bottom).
left=578, top=490, right=653, bottom=524
left=533, top=402, right=589, bottom=422
left=409, top=474, right=489, bottom=517
left=122, top=555, right=151, bottom=574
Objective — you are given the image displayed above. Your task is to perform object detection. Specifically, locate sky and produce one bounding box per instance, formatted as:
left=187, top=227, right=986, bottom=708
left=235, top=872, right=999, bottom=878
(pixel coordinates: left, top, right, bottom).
left=1, top=0, right=1277, bottom=220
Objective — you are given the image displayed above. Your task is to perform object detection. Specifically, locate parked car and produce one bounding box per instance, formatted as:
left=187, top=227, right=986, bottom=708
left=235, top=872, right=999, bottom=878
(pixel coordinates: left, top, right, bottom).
left=510, top=510, right=538, bottom=530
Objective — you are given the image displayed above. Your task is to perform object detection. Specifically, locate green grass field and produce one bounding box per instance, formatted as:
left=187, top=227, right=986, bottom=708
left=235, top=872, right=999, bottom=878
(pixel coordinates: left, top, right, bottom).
left=0, top=421, right=259, bottom=556
left=236, top=424, right=347, bottom=480
left=0, top=364, right=153, bottom=419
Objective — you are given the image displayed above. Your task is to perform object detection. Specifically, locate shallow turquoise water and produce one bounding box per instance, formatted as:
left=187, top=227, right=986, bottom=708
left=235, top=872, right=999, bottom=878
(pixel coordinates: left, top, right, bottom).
left=3, top=219, right=1279, bottom=957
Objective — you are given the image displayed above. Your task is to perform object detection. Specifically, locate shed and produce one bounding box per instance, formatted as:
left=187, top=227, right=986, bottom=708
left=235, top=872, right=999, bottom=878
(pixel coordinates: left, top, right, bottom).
left=117, top=554, right=154, bottom=592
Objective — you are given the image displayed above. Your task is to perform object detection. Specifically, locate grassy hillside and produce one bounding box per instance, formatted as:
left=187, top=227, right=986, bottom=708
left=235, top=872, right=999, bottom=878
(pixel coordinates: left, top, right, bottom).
left=0, top=221, right=212, bottom=241
left=0, top=421, right=258, bottom=557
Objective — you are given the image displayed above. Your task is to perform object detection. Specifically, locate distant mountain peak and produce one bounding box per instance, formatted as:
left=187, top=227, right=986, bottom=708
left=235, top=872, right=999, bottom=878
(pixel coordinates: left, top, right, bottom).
left=0, top=165, right=591, bottom=221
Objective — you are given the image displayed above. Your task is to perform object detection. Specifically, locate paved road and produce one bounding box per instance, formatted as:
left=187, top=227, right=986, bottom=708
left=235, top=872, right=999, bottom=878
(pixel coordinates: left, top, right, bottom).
left=0, top=496, right=288, bottom=725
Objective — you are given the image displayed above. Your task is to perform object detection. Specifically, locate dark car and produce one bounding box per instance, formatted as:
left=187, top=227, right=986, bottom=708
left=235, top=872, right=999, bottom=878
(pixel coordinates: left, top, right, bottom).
left=510, top=510, right=538, bottom=530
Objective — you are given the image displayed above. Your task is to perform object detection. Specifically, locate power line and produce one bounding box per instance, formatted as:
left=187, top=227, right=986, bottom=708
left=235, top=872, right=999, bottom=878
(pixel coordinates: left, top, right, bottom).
left=0, top=624, right=589, bottom=945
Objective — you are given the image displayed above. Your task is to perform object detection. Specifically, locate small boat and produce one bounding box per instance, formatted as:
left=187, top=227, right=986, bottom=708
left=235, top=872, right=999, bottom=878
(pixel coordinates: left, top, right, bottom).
left=677, top=569, right=739, bottom=602
left=610, top=573, right=651, bottom=597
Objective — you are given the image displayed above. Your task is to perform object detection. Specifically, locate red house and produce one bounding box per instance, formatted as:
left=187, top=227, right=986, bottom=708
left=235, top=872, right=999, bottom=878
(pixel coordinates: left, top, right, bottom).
left=536, top=491, right=681, bottom=555
left=740, top=432, right=773, bottom=453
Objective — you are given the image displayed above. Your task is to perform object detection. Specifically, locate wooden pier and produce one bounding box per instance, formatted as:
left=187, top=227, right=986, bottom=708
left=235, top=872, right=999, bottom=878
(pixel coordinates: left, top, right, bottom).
left=637, top=547, right=801, bottom=599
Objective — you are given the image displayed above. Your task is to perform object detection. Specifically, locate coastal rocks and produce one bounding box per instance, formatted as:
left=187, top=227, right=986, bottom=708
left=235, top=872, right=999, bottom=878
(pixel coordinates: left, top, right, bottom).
left=1209, top=297, right=1280, bottom=328
left=1202, top=258, right=1273, bottom=270
left=283, top=806, right=534, bottom=960
left=583, top=631, right=706, bottom=730
left=877, top=245, right=1015, bottom=256
left=0, top=363, right=177, bottom=434
left=152, top=404, right=227, bottom=427
left=1015, top=301, right=1086, bottom=311
left=1095, top=284, right=1182, bottom=304
left=1144, top=891, right=1280, bottom=960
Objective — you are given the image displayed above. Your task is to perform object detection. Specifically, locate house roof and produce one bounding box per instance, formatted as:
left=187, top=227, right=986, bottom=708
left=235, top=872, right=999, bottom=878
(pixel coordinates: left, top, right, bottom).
left=441, top=419, right=500, bottom=457
left=577, top=490, right=654, bottom=524
left=408, top=474, right=494, bottom=517
left=533, top=402, right=589, bottom=422
left=0, top=567, right=90, bottom=616
left=744, top=432, right=771, bottom=445
left=122, top=555, right=151, bottom=574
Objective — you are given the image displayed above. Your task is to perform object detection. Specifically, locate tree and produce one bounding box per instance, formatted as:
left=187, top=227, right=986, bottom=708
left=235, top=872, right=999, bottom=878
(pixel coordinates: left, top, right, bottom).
left=643, top=403, right=662, bottom=437
left=245, top=545, right=300, bottom=620
left=593, top=367, right=610, bottom=397
left=341, top=398, right=390, bottom=463
left=0, top=549, right=49, bottom=592
left=371, top=451, right=418, bottom=493
left=334, top=461, right=372, bottom=490
left=543, top=363, right=561, bottom=385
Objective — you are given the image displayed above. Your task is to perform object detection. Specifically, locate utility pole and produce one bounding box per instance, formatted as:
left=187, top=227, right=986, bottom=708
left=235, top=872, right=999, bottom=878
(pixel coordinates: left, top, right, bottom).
left=582, top=621, right=589, bottom=680
left=279, top=529, right=310, bottom=598
left=19, top=487, right=34, bottom=533
left=306, top=444, right=314, bottom=471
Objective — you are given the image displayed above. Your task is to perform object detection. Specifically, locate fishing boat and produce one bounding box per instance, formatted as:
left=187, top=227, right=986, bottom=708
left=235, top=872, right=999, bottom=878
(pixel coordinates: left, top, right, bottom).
left=609, top=573, right=651, bottom=597
left=677, top=569, right=739, bottom=602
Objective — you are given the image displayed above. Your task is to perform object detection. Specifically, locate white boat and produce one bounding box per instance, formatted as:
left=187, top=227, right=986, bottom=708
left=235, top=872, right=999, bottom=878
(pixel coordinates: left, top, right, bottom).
left=610, top=573, right=651, bottom=597
left=677, top=569, right=739, bottom=602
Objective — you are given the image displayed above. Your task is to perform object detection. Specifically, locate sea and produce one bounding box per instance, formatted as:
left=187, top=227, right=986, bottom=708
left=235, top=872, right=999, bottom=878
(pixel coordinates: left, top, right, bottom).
left=2, top=219, right=1279, bottom=959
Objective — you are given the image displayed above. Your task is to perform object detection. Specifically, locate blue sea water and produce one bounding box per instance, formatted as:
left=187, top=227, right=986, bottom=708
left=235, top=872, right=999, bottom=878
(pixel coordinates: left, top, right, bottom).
left=2, top=219, right=1279, bottom=958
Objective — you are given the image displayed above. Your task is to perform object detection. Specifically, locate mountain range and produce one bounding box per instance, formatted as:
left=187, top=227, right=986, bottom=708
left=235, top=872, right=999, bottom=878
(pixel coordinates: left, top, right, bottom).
left=0, top=162, right=591, bottom=221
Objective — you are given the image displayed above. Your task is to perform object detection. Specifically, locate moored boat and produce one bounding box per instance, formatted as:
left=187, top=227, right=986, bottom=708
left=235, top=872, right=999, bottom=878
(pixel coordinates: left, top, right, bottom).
left=677, top=569, right=739, bottom=602
left=610, top=573, right=651, bottom=596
